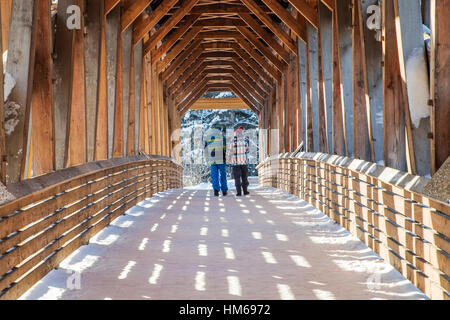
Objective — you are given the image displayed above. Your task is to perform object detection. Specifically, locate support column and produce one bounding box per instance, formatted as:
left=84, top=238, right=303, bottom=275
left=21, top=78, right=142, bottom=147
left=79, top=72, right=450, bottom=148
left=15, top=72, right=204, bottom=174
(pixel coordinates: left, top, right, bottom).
left=31, top=0, right=54, bottom=176
left=5, top=0, right=37, bottom=182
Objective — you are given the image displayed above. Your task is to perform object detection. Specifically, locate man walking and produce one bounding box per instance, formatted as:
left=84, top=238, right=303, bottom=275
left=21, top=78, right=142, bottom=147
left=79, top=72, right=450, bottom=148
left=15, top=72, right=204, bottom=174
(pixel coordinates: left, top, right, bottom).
left=229, top=126, right=250, bottom=196
left=204, top=124, right=228, bottom=197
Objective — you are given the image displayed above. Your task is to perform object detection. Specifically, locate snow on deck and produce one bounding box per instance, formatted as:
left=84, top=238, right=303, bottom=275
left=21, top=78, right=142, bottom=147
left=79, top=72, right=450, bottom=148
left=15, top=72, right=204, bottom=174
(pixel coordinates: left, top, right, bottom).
left=20, top=182, right=427, bottom=300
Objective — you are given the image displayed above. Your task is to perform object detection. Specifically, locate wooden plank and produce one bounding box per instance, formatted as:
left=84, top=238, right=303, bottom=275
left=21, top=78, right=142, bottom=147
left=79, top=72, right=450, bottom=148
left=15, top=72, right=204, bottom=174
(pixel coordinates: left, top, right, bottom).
left=236, top=22, right=288, bottom=71
left=305, top=32, right=314, bottom=152
left=144, top=0, right=200, bottom=51
left=105, top=0, right=121, bottom=15
left=30, top=0, right=54, bottom=177
left=430, top=0, right=450, bottom=173
left=0, top=4, right=5, bottom=183
left=150, top=14, right=201, bottom=63
left=160, top=39, right=202, bottom=81
left=393, top=0, right=417, bottom=175
left=316, top=7, right=328, bottom=153
left=331, top=0, right=346, bottom=156
left=287, top=0, right=319, bottom=28
left=352, top=0, right=372, bottom=162
left=121, top=0, right=153, bottom=32
left=382, top=0, right=407, bottom=171
left=127, top=45, right=136, bottom=156
left=122, top=26, right=133, bottom=156
left=191, top=98, right=249, bottom=110
left=132, top=0, right=178, bottom=45
left=113, top=15, right=124, bottom=158
left=240, top=0, right=301, bottom=50
left=233, top=40, right=282, bottom=82
left=5, top=0, right=37, bottom=182
left=85, top=0, right=103, bottom=163
left=94, top=0, right=109, bottom=161
left=260, top=0, right=307, bottom=42
left=65, top=0, right=87, bottom=167
left=154, top=26, right=203, bottom=71
left=0, top=0, right=10, bottom=53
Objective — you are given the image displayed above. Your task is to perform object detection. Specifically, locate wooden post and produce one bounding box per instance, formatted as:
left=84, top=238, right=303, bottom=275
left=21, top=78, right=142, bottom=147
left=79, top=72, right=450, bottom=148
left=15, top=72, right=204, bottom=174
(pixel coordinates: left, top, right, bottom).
left=331, top=0, right=347, bottom=156
left=430, top=0, right=450, bottom=173
left=133, top=41, right=143, bottom=154
left=5, top=0, right=37, bottom=182
left=127, top=43, right=135, bottom=156
left=1, top=0, right=11, bottom=53
left=31, top=0, right=54, bottom=176
left=94, top=0, right=108, bottom=161
left=382, top=0, right=407, bottom=171
left=122, top=24, right=132, bottom=156
left=112, top=9, right=124, bottom=158
left=352, top=0, right=373, bottom=162
left=305, top=33, right=314, bottom=152
left=86, top=0, right=104, bottom=162
left=317, top=9, right=329, bottom=153
left=0, top=4, right=6, bottom=184
left=65, top=0, right=87, bottom=167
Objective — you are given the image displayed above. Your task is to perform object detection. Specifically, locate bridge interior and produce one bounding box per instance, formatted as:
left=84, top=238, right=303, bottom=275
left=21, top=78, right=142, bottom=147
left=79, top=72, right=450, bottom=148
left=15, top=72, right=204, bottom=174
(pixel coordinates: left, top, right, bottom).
left=0, top=0, right=448, bottom=300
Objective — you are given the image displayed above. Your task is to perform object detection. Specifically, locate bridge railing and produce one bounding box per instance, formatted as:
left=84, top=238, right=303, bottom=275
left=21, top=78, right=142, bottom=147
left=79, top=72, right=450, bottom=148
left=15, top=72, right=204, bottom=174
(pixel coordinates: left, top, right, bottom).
left=0, top=156, right=182, bottom=300
left=257, top=152, right=449, bottom=300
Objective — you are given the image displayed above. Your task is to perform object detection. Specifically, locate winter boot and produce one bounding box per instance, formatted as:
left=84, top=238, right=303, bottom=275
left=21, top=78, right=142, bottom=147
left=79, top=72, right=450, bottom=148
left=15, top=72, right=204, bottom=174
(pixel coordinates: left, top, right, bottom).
left=214, top=190, right=220, bottom=197
left=222, top=191, right=228, bottom=196
left=243, top=187, right=250, bottom=196
left=236, top=187, right=242, bottom=197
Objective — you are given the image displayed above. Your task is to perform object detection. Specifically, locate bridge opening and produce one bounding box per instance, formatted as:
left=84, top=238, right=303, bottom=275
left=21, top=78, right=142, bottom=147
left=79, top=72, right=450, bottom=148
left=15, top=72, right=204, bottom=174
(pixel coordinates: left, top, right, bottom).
left=180, top=91, right=259, bottom=187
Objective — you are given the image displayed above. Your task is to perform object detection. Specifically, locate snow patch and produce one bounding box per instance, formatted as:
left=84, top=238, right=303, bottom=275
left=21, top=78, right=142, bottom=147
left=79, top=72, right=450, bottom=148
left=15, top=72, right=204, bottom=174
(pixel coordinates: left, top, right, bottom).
left=406, top=47, right=430, bottom=128
left=4, top=101, right=21, bottom=136
left=4, top=71, right=16, bottom=102
left=0, top=182, right=15, bottom=205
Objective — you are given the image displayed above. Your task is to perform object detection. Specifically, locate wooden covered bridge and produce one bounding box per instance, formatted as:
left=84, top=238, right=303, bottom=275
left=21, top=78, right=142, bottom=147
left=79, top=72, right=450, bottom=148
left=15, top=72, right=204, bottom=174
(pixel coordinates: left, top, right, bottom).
left=0, top=0, right=448, bottom=300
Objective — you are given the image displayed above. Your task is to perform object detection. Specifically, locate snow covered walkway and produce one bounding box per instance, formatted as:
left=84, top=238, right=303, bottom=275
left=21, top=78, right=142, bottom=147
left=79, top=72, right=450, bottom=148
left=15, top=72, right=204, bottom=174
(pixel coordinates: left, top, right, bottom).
left=20, top=182, right=427, bottom=300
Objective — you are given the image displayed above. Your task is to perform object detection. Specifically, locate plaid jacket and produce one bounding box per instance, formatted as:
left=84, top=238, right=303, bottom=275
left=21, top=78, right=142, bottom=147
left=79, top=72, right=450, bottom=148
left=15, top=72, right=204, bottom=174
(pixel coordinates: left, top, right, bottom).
left=228, top=135, right=249, bottom=165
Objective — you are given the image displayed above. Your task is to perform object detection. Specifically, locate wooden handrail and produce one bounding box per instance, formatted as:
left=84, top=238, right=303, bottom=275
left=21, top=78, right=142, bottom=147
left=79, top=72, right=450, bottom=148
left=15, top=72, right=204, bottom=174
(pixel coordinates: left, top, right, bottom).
left=0, top=156, right=182, bottom=300
left=258, top=153, right=450, bottom=300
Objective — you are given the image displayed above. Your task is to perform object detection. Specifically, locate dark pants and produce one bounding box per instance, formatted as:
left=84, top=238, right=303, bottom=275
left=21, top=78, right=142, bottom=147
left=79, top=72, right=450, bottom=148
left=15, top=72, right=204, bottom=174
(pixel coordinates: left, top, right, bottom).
left=232, top=165, right=249, bottom=193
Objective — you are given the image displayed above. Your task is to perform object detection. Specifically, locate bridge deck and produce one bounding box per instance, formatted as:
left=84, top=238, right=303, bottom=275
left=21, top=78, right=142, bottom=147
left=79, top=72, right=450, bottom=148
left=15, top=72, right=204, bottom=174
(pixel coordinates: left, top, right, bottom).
left=20, top=183, right=426, bottom=300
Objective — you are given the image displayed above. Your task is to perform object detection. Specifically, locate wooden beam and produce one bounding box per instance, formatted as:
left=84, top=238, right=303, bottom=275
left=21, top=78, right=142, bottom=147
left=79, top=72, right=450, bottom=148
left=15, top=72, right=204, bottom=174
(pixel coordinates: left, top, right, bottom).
left=331, top=1, right=346, bottom=156
left=150, top=14, right=201, bottom=62
left=144, top=0, right=200, bottom=51
left=236, top=16, right=290, bottom=66
left=0, top=4, right=6, bottom=183
left=153, top=26, right=202, bottom=70
left=352, top=0, right=373, bottom=162
left=430, top=0, right=450, bottom=173
left=240, top=0, right=301, bottom=50
left=0, top=0, right=11, bottom=53
left=105, top=0, right=121, bottom=15
left=382, top=0, right=406, bottom=171
left=258, top=0, right=307, bottom=42
left=316, top=3, right=328, bottom=153
left=393, top=0, right=417, bottom=174
left=166, top=46, right=205, bottom=88
left=161, top=39, right=202, bottom=80
left=5, top=0, right=37, bottom=182
left=94, top=0, right=109, bottom=161
left=321, top=0, right=335, bottom=11
left=112, top=14, right=124, bottom=158
left=127, top=44, right=136, bottom=155
left=121, top=0, right=153, bottom=32
left=66, top=0, right=87, bottom=167
left=191, top=98, right=249, bottom=110
left=132, top=0, right=178, bottom=45
left=233, top=40, right=282, bottom=81
left=287, top=0, right=320, bottom=28
left=31, top=0, right=54, bottom=176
